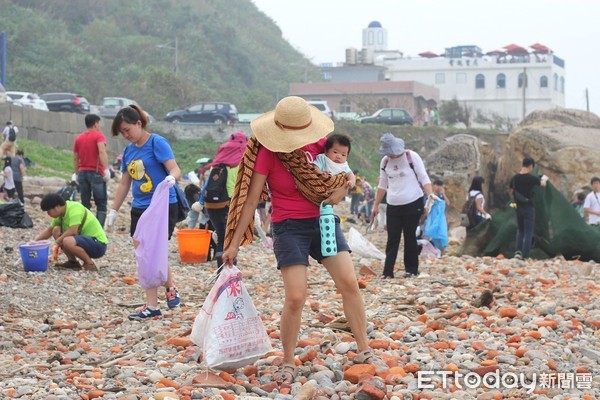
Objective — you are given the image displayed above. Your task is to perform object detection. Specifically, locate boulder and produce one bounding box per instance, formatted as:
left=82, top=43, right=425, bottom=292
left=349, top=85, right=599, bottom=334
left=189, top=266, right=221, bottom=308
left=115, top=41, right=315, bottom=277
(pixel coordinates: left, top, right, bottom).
left=496, top=109, right=600, bottom=203
left=424, top=133, right=498, bottom=216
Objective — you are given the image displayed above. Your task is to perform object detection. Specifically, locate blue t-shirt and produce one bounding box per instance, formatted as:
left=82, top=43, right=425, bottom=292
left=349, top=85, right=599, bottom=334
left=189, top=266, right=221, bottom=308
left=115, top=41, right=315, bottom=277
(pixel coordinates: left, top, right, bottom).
left=121, top=133, right=177, bottom=208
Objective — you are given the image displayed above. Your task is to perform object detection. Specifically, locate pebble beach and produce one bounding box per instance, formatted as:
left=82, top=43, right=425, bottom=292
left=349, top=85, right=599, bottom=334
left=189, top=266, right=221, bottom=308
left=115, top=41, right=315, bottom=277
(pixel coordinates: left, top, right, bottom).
left=0, top=200, right=598, bottom=400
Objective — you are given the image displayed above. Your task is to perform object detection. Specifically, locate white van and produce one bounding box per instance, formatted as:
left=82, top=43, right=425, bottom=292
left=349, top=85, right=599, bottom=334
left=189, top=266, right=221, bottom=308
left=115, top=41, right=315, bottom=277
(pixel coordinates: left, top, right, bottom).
left=307, top=100, right=335, bottom=121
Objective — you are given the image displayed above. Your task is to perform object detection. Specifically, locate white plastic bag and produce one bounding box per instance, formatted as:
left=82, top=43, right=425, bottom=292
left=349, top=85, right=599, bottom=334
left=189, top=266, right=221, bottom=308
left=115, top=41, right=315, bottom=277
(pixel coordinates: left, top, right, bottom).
left=418, top=239, right=441, bottom=259
left=190, top=265, right=272, bottom=370
left=348, top=227, right=386, bottom=260
left=254, top=210, right=273, bottom=249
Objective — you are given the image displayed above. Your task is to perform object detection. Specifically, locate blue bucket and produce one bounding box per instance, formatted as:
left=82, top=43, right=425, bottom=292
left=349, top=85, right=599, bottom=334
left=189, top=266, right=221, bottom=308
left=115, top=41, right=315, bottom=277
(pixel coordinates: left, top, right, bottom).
left=18, top=241, right=51, bottom=272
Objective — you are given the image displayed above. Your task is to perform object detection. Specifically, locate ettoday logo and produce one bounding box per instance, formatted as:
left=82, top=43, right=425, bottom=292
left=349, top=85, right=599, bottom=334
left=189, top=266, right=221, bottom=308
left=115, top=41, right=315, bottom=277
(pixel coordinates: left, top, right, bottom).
left=417, top=370, right=593, bottom=393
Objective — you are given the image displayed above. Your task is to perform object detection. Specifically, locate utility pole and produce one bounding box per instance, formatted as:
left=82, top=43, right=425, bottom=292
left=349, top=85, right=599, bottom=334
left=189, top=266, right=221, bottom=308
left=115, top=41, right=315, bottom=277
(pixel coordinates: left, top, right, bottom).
left=1, top=32, right=6, bottom=87
left=156, top=37, right=178, bottom=76
left=521, top=67, right=526, bottom=120
left=585, top=88, right=589, bottom=112
left=174, top=37, right=178, bottom=76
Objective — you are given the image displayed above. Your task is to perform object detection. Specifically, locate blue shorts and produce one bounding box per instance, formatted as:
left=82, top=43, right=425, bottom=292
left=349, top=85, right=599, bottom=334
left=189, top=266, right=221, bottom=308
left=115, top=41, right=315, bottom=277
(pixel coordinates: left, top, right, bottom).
left=271, top=217, right=350, bottom=269
left=74, top=235, right=107, bottom=259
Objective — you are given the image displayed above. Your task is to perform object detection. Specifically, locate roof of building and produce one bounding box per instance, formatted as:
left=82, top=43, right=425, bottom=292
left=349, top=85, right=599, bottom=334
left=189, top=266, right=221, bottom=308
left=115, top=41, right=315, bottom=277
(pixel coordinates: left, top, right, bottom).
left=289, top=81, right=439, bottom=102
left=368, top=21, right=382, bottom=28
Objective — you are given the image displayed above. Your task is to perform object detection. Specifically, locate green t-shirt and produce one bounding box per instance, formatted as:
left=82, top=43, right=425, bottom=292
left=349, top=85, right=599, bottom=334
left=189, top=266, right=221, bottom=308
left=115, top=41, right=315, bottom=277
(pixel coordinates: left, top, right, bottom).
left=51, top=201, right=108, bottom=245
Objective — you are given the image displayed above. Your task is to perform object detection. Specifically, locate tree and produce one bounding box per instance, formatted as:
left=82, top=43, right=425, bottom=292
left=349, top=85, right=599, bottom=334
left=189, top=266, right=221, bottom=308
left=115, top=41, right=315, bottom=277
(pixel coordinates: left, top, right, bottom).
left=439, top=99, right=470, bottom=126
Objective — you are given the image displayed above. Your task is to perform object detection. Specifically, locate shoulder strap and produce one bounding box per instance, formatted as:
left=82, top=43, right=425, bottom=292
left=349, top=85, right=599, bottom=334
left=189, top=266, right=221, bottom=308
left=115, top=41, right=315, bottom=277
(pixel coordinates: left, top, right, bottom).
left=381, top=156, right=389, bottom=172
left=405, top=150, right=423, bottom=189
left=152, top=135, right=169, bottom=176
left=78, top=209, right=88, bottom=235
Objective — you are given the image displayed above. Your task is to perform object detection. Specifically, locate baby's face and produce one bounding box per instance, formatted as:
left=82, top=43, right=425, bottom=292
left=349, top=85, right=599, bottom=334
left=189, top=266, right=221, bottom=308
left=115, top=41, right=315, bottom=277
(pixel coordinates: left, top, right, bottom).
left=326, top=142, right=349, bottom=164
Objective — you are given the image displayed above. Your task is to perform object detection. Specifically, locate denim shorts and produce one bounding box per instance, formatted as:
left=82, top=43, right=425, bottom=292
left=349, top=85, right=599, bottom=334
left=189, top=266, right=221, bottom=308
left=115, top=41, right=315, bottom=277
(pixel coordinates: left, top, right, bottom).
left=74, top=235, right=107, bottom=259
left=271, top=217, right=350, bottom=269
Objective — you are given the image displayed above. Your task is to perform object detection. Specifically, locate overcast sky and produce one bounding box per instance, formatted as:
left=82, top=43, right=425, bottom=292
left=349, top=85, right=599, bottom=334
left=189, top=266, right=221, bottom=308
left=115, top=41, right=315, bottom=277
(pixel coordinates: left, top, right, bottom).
left=252, top=0, right=600, bottom=116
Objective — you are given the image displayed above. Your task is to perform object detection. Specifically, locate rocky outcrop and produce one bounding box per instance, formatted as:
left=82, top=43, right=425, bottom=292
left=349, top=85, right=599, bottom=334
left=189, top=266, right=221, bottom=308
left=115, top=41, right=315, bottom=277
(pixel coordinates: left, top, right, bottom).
left=496, top=109, right=600, bottom=203
left=424, top=134, right=497, bottom=219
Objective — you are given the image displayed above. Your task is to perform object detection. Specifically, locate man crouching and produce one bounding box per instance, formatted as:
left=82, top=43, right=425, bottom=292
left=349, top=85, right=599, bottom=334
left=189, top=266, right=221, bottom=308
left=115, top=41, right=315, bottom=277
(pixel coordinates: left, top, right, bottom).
left=35, top=193, right=108, bottom=271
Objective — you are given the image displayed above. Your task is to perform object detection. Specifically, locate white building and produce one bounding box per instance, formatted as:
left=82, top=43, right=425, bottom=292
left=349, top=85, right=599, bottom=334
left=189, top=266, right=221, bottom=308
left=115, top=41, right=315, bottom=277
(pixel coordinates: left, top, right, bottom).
left=383, top=45, right=566, bottom=122
left=327, top=22, right=566, bottom=123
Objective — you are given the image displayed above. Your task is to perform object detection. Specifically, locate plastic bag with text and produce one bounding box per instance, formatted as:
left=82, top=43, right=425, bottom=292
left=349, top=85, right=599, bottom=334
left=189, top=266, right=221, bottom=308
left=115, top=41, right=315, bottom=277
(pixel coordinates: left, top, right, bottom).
left=190, top=265, right=272, bottom=370
left=348, top=227, right=386, bottom=260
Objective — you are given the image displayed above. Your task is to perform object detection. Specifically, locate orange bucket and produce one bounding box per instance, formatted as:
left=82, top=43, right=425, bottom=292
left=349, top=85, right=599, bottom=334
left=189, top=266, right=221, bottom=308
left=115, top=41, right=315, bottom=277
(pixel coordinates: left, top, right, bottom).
left=177, top=229, right=212, bottom=263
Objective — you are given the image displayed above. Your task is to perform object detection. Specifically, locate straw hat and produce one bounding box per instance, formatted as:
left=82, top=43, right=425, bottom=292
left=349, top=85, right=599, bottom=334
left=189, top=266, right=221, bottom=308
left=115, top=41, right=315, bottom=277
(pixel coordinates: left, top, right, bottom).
left=377, top=133, right=405, bottom=155
left=251, top=96, right=334, bottom=152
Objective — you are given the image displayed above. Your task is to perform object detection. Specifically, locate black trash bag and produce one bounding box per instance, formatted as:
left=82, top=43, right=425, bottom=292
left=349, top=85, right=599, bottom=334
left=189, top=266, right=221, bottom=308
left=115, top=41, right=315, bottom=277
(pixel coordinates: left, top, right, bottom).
left=0, top=201, right=34, bottom=228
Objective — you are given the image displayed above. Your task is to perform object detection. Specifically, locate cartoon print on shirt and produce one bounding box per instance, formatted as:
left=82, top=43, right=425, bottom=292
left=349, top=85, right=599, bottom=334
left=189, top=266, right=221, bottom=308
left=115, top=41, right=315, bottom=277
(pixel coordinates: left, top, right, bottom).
left=127, top=159, right=153, bottom=193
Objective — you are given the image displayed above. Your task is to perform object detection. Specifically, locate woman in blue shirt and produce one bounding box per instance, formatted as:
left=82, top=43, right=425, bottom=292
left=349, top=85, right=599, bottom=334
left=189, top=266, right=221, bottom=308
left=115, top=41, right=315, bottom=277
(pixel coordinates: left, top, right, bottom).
left=107, top=105, right=182, bottom=321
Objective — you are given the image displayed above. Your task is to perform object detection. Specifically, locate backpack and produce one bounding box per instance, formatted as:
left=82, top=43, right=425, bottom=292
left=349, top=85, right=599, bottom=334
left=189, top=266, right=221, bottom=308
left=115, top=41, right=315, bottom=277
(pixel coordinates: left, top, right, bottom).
left=204, top=164, right=230, bottom=208
left=8, top=127, right=16, bottom=142
left=57, top=183, right=78, bottom=201
left=461, top=192, right=480, bottom=229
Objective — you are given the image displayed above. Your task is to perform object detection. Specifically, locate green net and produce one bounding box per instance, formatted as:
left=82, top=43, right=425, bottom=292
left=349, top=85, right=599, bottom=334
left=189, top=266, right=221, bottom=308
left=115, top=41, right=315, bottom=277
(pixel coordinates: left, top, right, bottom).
left=461, top=182, right=600, bottom=261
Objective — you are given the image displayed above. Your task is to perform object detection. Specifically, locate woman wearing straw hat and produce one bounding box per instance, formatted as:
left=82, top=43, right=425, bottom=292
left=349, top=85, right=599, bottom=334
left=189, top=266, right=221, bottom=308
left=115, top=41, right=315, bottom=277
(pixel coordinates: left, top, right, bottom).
left=371, top=133, right=437, bottom=279
left=222, top=96, right=380, bottom=383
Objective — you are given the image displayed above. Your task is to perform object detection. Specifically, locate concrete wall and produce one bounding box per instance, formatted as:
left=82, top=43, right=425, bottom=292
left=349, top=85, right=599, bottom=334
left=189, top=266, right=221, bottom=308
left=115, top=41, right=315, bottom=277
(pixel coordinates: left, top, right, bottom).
left=0, top=103, right=251, bottom=157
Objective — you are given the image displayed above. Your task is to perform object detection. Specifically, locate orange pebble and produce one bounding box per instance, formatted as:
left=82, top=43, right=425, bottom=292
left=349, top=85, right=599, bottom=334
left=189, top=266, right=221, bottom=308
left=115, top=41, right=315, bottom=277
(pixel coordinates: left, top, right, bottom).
left=524, top=330, right=542, bottom=339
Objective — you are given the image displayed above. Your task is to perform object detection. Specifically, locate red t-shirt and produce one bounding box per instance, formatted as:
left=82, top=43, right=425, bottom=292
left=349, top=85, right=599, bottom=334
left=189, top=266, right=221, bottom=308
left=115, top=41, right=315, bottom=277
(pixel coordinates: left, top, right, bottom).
left=254, top=139, right=326, bottom=223
left=73, top=130, right=107, bottom=172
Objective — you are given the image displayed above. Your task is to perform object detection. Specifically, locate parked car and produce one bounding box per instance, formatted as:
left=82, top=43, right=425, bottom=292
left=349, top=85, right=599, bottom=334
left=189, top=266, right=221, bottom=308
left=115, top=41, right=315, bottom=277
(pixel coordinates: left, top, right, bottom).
left=6, top=91, right=49, bottom=111
left=99, top=97, right=138, bottom=119
left=165, top=102, right=238, bottom=125
left=359, top=108, right=413, bottom=125
left=40, top=92, right=90, bottom=113
left=307, top=100, right=336, bottom=120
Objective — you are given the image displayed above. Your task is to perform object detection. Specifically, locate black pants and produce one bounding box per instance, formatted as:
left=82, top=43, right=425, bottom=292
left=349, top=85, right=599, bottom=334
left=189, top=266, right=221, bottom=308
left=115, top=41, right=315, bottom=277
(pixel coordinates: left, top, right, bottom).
left=350, top=193, right=362, bottom=215
left=383, top=199, right=423, bottom=277
left=14, top=180, right=24, bottom=203
left=206, top=206, right=229, bottom=255
left=207, top=206, right=229, bottom=272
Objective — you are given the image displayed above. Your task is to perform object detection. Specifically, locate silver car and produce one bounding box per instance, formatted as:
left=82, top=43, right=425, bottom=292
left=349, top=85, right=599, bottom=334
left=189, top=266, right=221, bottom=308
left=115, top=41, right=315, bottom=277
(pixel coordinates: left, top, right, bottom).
left=99, top=97, right=138, bottom=119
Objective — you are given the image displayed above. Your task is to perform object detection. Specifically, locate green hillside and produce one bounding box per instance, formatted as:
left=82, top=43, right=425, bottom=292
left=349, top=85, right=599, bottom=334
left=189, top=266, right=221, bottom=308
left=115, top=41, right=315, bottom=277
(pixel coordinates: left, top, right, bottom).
left=18, top=122, right=483, bottom=186
left=0, top=0, right=319, bottom=116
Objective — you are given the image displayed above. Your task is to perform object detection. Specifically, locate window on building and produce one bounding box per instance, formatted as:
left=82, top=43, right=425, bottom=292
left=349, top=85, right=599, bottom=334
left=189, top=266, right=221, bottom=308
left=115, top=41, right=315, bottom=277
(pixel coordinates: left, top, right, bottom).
left=560, top=76, right=565, bottom=93
left=496, top=73, right=506, bottom=88
left=475, top=74, right=485, bottom=89
left=518, top=72, right=528, bottom=88
left=340, top=99, right=352, bottom=113
left=553, top=73, right=558, bottom=90
left=540, top=75, right=548, bottom=88
left=435, top=73, right=445, bottom=84
left=456, top=73, right=467, bottom=84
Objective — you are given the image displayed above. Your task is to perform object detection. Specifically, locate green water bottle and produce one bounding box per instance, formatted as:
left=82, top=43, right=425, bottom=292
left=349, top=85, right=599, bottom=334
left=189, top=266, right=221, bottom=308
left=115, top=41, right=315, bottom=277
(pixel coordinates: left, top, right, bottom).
left=320, top=201, right=337, bottom=257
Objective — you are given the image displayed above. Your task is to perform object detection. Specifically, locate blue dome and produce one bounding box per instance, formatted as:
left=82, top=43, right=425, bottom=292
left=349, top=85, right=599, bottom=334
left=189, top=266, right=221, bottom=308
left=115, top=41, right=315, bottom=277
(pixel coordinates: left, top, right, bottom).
left=368, top=21, right=382, bottom=28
